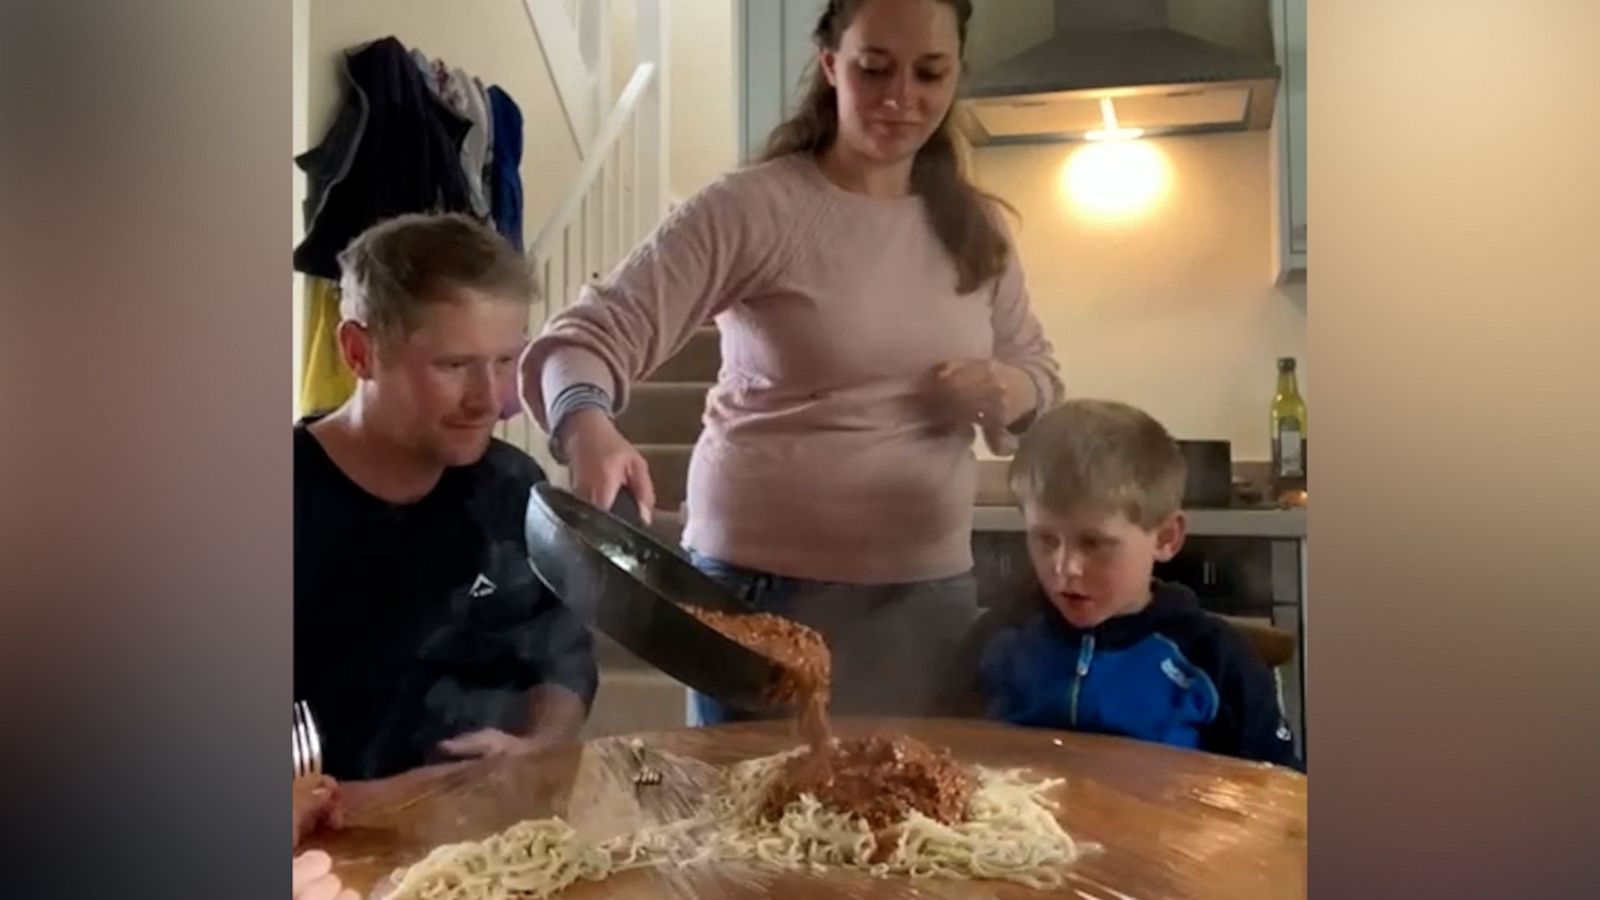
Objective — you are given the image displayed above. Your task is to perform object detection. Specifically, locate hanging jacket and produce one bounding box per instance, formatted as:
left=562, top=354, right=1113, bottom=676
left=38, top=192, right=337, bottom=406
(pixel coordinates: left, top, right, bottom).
left=475, top=75, right=496, bottom=212
left=453, top=67, right=493, bottom=216
left=486, top=85, right=524, bottom=251
left=980, top=580, right=1302, bottom=770
left=293, top=36, right=474, bottom=280
left=409, top=50, right=494, bottom=218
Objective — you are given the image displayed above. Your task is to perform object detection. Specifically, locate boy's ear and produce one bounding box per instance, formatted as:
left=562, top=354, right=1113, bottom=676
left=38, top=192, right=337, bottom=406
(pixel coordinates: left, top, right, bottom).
left=1152, top=511, right=1187, bottom=562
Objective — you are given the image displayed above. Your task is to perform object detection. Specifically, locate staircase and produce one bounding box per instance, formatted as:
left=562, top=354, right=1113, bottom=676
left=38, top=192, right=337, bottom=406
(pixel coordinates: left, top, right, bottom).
left=622, top=326, right=718, bottom=541
left=576, top=325, right=717, bottom=736
left=496, top=0, right=670, bottom=479
left=501, top=0, right=708, bottom=737
left=572, top=327, right=716, bottom=738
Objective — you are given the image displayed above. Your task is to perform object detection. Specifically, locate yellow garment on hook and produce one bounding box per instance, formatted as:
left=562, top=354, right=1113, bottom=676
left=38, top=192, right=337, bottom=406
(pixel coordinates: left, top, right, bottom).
left=298, top=276, right=355, bottom=416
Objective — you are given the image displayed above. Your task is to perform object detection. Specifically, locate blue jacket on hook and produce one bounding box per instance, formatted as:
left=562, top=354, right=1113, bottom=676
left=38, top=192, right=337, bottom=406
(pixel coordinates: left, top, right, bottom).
left=980, top=581, right=1301, bottom=770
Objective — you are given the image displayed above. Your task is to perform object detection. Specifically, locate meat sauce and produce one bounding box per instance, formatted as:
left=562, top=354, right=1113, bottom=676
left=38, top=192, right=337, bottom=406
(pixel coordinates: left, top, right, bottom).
left=679, top=603, right=976, bottom=831
left=763, top=734, right=975, bottom=830
left=678, top=605, right=833, bottom=750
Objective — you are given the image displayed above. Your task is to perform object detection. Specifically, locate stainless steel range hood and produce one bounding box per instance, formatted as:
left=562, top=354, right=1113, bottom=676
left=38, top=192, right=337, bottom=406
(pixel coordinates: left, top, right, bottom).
left=958, top=0, right=1281, bottom=145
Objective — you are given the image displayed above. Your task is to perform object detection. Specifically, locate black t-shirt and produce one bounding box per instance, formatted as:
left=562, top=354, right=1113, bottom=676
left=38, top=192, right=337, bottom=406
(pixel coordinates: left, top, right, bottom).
left=293, top=421, right=597, bottom=780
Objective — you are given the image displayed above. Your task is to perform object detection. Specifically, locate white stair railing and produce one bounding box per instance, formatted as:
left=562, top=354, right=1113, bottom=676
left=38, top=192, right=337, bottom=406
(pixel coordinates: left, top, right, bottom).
left=522, top=0, right=613, bottom=155
left=503, top=0, right=671, bottom=478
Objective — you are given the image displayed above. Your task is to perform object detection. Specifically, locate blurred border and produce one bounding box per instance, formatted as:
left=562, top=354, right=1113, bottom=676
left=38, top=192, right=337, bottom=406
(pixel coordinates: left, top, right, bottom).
left=1, top=0, right=1597, bottom=896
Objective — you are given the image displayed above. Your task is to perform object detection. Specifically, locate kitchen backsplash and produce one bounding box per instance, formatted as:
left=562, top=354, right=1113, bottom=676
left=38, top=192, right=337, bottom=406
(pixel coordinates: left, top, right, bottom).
left=973, top=130, right=1307, bottom=462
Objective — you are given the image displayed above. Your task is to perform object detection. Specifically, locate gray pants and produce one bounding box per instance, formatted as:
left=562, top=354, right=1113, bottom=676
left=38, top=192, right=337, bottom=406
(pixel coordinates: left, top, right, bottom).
left=687, top=551, right=983, bottom=724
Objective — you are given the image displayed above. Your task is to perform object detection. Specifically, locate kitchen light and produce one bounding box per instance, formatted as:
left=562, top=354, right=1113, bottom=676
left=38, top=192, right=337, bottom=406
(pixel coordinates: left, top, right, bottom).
left=1084, top=98, right=1144, bottom=142
left=1061, top=138, right=1170, bottom=219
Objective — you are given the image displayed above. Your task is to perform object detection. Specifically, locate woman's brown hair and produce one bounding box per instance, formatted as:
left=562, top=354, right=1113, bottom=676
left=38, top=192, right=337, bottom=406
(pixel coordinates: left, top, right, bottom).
left=759, top=0, right=1015, bottom=294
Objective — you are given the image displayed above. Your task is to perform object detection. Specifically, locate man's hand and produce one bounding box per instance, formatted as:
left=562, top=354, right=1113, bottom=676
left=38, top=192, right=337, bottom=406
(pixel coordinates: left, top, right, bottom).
left=291, top=775, right=343, bottom=848
left=436, top=686, right=588, bottom=760
left=437, top=727, right=546, bottom=760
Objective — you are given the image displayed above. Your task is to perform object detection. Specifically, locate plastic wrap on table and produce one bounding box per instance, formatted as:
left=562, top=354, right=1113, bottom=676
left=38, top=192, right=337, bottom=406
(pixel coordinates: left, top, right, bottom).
left=312, top=718, right=1307, bottom=900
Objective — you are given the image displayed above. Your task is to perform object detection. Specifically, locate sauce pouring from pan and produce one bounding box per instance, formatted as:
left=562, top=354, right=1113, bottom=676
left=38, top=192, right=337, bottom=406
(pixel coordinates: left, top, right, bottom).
left=524, top=483, right=803, bottom=717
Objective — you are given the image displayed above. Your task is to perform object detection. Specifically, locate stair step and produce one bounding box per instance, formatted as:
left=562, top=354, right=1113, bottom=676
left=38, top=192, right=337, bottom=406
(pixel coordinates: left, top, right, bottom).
left=648, top=327, right=721, bottom=384
left=593, top=631, right=650, bottom=669
left=581, top=666, right=690, bottom=739
left=615, top=383, right=709, bottom=445
left=975, top=459, right=1013, bottom=506
left=638, top=444, right=693, bottom=510
left=647, top=507, right=685, bottom=546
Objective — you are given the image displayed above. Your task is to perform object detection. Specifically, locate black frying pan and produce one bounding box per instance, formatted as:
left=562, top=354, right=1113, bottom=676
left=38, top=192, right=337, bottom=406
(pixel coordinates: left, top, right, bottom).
left=523, top=483, right=791, bottom=714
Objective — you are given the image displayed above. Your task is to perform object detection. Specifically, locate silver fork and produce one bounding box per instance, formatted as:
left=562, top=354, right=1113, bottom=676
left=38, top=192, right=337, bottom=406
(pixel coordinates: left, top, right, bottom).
left=293, top=700, right=323, bottom=780
left=627, top=738, right=661, bottom=789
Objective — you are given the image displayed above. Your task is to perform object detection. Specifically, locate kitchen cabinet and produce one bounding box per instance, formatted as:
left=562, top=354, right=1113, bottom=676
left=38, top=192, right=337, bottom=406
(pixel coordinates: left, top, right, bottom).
left=1271, top=0, right=1307, bottom=280
left=738, top=0, right=828, bottom=161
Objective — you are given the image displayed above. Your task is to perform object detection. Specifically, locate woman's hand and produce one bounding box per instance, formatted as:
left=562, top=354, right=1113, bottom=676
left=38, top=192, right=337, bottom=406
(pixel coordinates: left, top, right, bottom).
left=558, top=409, right=656, bottom=523
left=292, top=850, right=358, bottom=900
left=927, top=360, right=1037, bottom=436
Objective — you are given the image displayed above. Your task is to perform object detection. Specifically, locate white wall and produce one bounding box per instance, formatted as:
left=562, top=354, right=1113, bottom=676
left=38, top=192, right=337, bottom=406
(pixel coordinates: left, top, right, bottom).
left=614, top=0, right=737, bottom=200
left=973, top=132, right=1308, bottom=461
left=1167, top=0, right=1272, bottom=58
left=667, top=0, right=737, bottom=199
left=609, top=0, right=638, bottom=107
left=301, top=0, right=581, bottom=244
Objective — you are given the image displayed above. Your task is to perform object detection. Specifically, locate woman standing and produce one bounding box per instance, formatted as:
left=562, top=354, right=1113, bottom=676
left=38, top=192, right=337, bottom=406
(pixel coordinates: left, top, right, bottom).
left=521, top=0, right=1061, bottom=723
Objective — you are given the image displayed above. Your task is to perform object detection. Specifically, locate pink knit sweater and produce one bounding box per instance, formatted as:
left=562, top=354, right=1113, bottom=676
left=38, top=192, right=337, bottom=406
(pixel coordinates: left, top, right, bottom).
left=524, top=153, right=1061, bottom=584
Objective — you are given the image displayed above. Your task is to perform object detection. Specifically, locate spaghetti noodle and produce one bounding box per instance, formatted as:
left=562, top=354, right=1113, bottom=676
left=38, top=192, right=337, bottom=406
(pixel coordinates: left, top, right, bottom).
left=383, top=744, right=1092, bottom=898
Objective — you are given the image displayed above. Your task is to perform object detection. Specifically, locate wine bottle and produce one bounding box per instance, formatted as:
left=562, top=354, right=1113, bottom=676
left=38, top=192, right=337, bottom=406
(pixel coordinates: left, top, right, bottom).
left=1270, top=357, right=1308, bottom=503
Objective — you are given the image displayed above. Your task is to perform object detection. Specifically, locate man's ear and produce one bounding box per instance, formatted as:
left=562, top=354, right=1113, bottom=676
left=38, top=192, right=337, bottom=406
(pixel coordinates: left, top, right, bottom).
left=1152, top=511, right=1188, bottom=562
left=336, top=319, right=377, bottom=380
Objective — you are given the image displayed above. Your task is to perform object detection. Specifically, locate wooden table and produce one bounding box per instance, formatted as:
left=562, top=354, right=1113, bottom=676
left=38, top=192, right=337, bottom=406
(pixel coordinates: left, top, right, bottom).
left=308, top=718, right=1306, bottom=899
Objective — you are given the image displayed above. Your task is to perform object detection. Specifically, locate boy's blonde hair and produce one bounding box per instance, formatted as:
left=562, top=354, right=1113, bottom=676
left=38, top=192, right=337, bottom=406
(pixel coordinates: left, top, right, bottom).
left=1009, top=399, right=1187, bottom=529
left=337, top=212, right=535, bottom=346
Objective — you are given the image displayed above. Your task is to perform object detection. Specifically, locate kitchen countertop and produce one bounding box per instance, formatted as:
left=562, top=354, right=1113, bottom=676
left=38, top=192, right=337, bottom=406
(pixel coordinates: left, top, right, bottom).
left=972, top=505, right=1307, bottom=539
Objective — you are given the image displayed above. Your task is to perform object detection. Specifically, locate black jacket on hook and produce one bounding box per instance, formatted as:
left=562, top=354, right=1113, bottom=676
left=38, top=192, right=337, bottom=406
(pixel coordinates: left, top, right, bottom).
left=294, top=36, right=475, bottom=280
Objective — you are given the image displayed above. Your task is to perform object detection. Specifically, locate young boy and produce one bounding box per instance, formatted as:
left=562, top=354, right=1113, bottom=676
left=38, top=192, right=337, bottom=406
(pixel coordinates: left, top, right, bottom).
left=979, top=399, right=1301, bottom=769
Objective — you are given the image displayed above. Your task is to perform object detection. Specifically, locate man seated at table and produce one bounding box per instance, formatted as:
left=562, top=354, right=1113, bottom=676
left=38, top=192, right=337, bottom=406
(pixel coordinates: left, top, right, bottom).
left=295, top=212, right=597, bottom=780
left=976, top=400, right=1301, bottom=770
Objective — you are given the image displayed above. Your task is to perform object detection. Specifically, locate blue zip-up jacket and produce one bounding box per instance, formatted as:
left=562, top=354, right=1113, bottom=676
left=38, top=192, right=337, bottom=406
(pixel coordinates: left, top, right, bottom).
left=979, top=581, right=1301, bottom=770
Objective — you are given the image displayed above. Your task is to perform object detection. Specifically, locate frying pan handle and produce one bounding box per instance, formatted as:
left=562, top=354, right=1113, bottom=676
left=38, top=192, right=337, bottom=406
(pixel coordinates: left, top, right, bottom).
left=609, top=487, right=644, bottom=526
left=608, top=487, right=692, bottom=563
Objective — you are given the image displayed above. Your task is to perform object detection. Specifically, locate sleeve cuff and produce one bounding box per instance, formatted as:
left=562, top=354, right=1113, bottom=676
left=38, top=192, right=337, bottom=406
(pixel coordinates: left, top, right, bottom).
left=546, top=384, right=615, bottom=465
left=539, top=347, right=619, bottom=419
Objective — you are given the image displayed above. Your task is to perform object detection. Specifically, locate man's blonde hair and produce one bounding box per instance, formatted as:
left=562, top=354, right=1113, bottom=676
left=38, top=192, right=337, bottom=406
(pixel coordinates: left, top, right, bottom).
left=337, top=212, right=535, bottom=345
left=1009, top=399, right=1187, bottom=529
